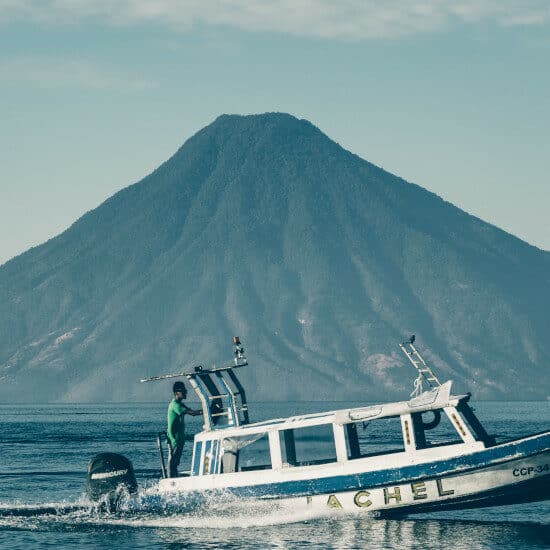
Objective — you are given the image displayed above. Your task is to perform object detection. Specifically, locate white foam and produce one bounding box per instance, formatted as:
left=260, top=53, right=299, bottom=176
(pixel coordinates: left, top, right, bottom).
left=0, top=489, right=346, bottom=530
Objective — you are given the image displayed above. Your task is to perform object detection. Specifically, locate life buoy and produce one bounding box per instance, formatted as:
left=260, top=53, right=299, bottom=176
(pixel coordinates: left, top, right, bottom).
left=421, top=409, right=441, bottom=430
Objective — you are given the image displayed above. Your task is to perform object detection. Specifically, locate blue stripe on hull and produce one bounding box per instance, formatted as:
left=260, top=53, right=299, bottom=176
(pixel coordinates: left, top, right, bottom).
left=227, top=432, right=550, bottom=499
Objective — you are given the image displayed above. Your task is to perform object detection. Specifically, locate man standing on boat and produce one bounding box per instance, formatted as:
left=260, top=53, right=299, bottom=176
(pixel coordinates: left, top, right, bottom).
left=167, top=380, right=202, bottom=477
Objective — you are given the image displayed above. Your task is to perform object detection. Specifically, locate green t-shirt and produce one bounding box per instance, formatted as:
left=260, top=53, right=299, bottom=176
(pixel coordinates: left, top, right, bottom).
left=167, top=398, right=189, bottom=448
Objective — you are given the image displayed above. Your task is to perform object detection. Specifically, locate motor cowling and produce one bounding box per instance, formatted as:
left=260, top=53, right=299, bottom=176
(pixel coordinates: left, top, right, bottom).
left=87, top=452, right=137, bottom=511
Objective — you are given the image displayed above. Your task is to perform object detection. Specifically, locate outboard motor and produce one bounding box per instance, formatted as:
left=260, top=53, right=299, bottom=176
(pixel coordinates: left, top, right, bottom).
left=87, top=452, right=137, bottom=511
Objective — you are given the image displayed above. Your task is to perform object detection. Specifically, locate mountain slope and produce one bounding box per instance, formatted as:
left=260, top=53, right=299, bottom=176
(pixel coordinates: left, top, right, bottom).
left=1, top=113, right=549, bottom=403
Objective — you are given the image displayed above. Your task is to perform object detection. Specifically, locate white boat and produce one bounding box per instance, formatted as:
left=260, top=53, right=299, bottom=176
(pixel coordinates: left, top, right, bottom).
left=136, top=337, right=550, bottom=516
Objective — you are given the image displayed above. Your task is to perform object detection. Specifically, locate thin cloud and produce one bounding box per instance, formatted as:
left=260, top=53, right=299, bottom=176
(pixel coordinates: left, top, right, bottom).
left=0, top=55, right=157, bottom=90
left=0, top=1, right=549, bottom=39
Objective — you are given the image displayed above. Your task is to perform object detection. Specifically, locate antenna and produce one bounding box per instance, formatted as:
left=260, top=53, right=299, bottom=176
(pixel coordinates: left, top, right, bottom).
left=399, top=335, right=441, bottom=397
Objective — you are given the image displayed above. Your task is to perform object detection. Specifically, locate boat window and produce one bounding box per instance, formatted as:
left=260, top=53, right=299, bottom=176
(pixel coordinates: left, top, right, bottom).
left=411, top=409, right=463, bottom=449
left=279, top=424, right=337, bottom=467
left=221, top=433, right=272, bottom=473
left=345, top=416, right=405, bottom=459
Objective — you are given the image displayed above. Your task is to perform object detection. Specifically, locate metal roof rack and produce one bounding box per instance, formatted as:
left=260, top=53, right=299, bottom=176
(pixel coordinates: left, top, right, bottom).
left=141, top=336, right=250, bottom=431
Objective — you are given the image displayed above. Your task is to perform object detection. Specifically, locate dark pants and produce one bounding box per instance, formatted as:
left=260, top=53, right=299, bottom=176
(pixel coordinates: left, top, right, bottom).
left=168, top=443, right=183, bottom=478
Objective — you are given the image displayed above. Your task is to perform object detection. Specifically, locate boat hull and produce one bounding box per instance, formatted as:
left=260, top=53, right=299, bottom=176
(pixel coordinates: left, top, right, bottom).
left=287, top=449, right=550, bottom=515
left=159, top=432, right=550, bottom=515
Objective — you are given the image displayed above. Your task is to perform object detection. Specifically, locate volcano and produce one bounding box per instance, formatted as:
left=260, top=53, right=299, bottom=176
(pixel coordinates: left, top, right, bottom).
left=1, top=113, right=549, bottom=402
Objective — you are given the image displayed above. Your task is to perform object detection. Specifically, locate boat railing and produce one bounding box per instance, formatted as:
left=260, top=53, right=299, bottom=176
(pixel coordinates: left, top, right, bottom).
left=140, top=337, right=250, bottom=431
left=156, top=431, right=168, bottom=478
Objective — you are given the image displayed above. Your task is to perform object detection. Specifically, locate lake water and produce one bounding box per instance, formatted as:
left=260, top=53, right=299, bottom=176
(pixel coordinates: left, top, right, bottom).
left=0, top=401, right=549, bottom=549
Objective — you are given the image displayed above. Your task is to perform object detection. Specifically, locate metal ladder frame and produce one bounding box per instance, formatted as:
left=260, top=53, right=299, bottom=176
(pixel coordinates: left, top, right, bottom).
left=399, top=336, right=441, bottom=397
left=140, top=337, right=250, bottom=431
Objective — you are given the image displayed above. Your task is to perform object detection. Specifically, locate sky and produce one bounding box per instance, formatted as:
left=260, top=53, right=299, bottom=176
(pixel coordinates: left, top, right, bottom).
left=1, top=1, right=549, bottom=265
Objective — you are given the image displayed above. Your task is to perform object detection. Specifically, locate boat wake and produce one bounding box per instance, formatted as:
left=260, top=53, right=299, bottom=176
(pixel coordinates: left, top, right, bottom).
left=0, top=486, right=338, bottom=530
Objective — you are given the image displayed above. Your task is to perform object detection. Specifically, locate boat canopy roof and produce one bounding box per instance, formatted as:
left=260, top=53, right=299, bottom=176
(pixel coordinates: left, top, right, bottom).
left=195, top=381, right=470, bottom=440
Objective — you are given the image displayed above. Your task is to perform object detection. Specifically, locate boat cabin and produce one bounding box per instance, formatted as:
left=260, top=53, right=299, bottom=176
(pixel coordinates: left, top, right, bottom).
left=189, top=381, right=495, bottom=478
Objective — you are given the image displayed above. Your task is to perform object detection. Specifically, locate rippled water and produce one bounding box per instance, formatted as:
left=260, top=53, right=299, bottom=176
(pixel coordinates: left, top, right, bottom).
left=0, top=401, right=549, bottom=549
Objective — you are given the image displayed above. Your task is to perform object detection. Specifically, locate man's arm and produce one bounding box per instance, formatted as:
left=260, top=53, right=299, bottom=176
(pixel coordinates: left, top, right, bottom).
left=183, top=404, right=203, bottom=416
